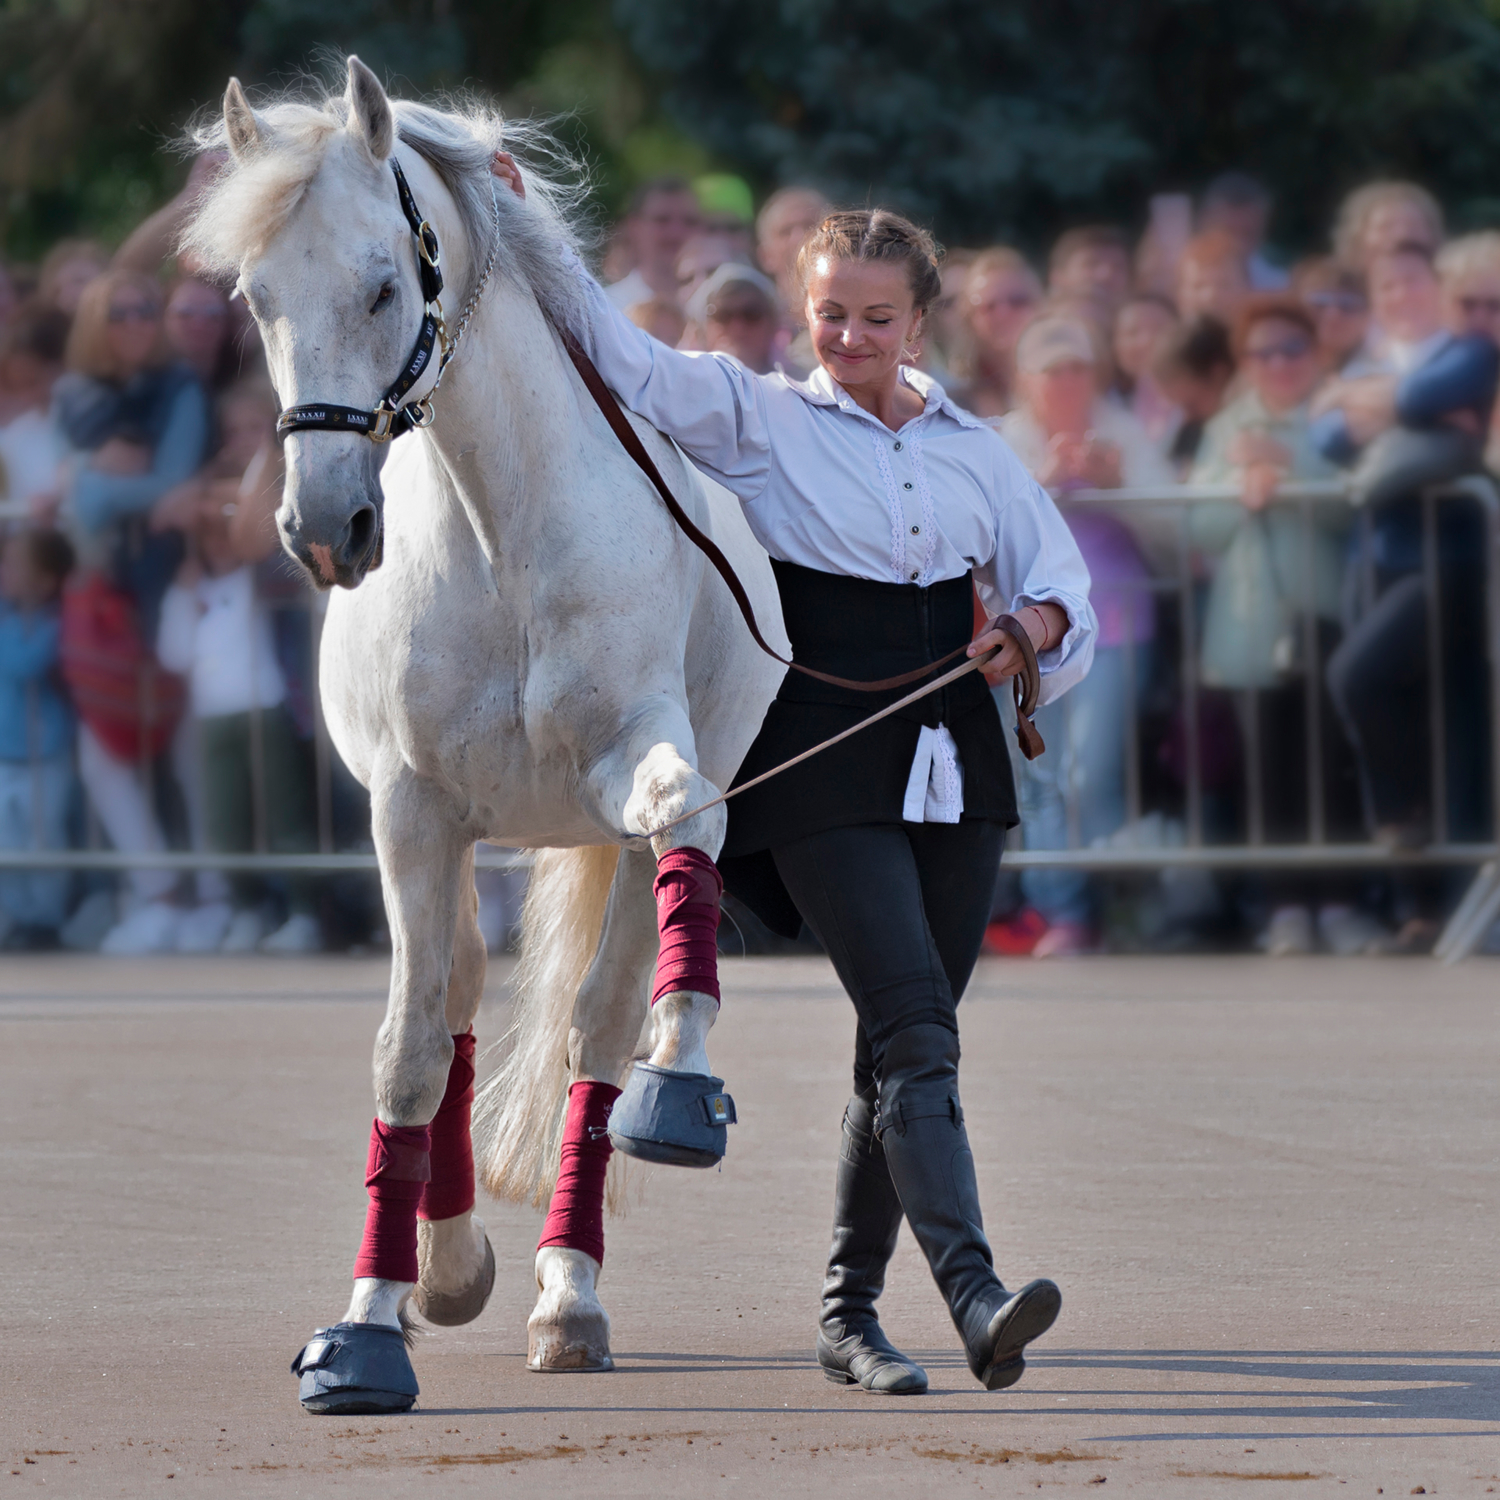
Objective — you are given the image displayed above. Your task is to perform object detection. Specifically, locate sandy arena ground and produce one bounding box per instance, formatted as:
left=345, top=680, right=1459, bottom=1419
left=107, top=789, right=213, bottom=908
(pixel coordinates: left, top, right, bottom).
left=0, top=952, right=1496, bottom=1497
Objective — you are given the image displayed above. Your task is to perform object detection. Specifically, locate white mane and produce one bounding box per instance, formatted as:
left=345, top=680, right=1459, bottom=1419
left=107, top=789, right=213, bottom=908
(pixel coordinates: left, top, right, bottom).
left=183, top=87, right=593, bottom=331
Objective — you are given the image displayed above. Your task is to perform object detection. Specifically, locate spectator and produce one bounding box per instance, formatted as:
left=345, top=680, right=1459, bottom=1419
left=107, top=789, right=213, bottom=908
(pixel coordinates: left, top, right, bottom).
left=1112, top=293, right=1181, bottom=448
left=1438, top=233, right=1500, bottom=470
left=1177, top=230, right=1250, bottom=325
left=1151, top=315, right=1236, bottom=474
left=0, top=527, right=75, bottom=948
left=626, top=298, right=687, bottom=349
left=1292, top=257, right=1371, bottom=372
left=1332, top=181, right=1444, bottom=270
left=954, top=247, right=1041, bottom=417
left=1190, top=297, right=1364, bottom=954
left=685, top=264, right=779, bottom=374
left=755, top=186, right=830, bottom=314
left=36, top=240, right=109, bottom=320
left=926, top=247, right=978, bottom=379
left=53, top=267, right=210, bottom=955
left=1135, top=192, right=1194, bottom=302
left=0, top=304, right=69, bottom=504
left=691, top=172, right=755, bottom=258
left=1323, top=244, right=1499, bottom=891
left=1048, top=226, right=1132, bottom=324
left=1199, top=171, right=1286, bottom=289
left=605, top=177, right=702, bottom=311
left=157, top=389, right=320, bottom=956
left=163, top=277, right=235, bottom=391
left=999, top=313, right=1171, bottom=956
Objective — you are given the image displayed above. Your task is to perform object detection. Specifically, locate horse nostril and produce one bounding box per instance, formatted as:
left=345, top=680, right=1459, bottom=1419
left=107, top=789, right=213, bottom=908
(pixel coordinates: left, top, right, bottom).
left=344, top=503, right=378, bottom=563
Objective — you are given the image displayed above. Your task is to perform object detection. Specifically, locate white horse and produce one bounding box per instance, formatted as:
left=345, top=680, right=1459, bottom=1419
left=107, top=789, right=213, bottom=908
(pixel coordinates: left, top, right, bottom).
left=186, top=59, right=785, bottom=1389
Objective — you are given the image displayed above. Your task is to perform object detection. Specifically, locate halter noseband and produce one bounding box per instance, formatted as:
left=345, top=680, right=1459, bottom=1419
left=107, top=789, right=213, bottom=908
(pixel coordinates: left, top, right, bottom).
left=275, top=158, right=454, bottom=445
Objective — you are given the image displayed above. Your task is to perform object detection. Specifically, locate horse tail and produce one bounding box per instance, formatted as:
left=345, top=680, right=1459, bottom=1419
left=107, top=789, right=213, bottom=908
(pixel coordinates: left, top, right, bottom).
left=473, top=843, right=621, bottom=1208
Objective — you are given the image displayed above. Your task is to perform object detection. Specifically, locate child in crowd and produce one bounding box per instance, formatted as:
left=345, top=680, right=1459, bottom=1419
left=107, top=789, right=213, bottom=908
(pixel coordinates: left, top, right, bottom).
left=1152, top=316, right=1236, bottom=474
left=156, top=383, right=320, bottom=954
left=0, top=305, right=69, bottom=505
left=0, top=527, right=76, bottom=948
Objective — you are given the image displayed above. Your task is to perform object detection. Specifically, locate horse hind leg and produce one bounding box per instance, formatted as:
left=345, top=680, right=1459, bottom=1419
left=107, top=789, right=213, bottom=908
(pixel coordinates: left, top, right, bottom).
left=414, top=844, right=496, bottom=1328
left=529, top=848, right=657, bottom=1372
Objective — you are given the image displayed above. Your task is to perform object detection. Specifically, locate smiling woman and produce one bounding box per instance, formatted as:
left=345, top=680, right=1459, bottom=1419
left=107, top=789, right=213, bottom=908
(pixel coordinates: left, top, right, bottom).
left=556, top=186, right=1095, bottom=1395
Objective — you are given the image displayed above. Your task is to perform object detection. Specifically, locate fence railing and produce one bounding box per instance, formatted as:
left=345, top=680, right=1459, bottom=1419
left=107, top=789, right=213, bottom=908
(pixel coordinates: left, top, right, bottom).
left=7, top=473, right=1500, bottom=959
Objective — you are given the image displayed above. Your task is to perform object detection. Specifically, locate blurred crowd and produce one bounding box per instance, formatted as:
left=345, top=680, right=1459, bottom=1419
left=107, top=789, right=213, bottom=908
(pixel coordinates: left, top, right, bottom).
left=2, top=160, right=1497, bottom=957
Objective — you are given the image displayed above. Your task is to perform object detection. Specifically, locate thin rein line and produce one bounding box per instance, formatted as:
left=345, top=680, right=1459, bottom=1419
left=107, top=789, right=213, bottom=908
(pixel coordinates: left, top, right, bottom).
left=639, top=643, right=1001, bottom=842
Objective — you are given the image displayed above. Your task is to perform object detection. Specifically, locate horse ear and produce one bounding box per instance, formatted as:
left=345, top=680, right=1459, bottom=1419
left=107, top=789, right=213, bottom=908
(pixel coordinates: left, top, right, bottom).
left=223, top=78, right=262, bottom=161
left=345, top=55, right=394, bottom=163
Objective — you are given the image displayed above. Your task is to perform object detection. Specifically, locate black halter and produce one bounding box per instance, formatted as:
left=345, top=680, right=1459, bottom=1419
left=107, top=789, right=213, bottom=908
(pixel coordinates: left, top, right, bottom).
left=275, top=159, right=447, bottom=444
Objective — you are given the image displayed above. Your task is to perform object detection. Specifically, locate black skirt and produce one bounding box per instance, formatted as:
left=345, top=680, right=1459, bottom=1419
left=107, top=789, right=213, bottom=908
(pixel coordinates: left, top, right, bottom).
left=719, top=560, right=1017, bottom=936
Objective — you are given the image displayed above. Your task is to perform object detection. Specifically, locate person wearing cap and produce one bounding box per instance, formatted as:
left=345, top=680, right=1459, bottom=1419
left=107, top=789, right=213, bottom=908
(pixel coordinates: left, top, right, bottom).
left=998, top=312, right=1169, bottom=958
left=685, top=263, right=781, bottom=375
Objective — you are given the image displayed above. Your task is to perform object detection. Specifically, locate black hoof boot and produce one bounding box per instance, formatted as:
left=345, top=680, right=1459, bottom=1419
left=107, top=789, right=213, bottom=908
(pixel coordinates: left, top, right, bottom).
left=875, top=1024, right=1061, bottom=1393
left=291, top=1323, right=418, bottom=1414
left=817, top=1090, right=928, bottom=1395
left=607, top=1061, right=735, bottom=1167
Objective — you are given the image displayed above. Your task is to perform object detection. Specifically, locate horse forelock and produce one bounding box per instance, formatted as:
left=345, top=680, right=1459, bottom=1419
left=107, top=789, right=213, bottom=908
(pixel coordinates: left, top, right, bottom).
left=181, top=83, right=591, bottom=333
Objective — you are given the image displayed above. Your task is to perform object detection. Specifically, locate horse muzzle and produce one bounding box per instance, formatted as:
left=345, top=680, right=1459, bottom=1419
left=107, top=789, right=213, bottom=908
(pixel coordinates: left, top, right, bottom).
left=279, top=486, right=385, bottom=590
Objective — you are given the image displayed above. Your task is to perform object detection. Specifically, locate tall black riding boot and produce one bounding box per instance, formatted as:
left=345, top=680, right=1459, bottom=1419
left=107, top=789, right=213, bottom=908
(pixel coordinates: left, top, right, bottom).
left=816, top=1089, right=928, bottom=1394
left=876, top=1023, right=1061, bottom=1390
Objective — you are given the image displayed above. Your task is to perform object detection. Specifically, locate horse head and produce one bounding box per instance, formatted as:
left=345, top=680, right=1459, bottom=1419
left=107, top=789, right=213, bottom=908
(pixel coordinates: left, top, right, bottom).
left=217, top=58, right=458, bottom=588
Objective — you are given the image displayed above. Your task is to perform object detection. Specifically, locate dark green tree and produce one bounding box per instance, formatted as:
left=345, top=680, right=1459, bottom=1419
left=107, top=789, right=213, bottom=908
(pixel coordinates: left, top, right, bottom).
left=613, top=0, right=1500, bottom=251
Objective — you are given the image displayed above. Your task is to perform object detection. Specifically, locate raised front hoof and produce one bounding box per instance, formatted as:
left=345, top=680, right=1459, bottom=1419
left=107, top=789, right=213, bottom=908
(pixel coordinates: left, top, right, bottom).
left=291, top=1323, right=418, bottom=1414
left=975, top=1279, right=1062, bottom=1392
left=607, top=1061, right=735, bottom=1169
left=414, top=1230, right=496, bottom=1328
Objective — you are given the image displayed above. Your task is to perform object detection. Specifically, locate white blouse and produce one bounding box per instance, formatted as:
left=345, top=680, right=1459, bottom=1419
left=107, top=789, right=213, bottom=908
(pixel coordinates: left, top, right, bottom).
left=570, top=263, right=1098, bottom=820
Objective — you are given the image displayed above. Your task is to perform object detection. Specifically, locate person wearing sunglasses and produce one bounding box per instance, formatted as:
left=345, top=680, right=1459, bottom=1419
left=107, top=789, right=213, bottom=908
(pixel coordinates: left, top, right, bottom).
left=1292, top=257, right=1371, bottom=372
left=955, top=247, right=1042, bottom=417
left=52, top=267, right=210, bottom=957
left=1189, top=297, right=1370, bottom=955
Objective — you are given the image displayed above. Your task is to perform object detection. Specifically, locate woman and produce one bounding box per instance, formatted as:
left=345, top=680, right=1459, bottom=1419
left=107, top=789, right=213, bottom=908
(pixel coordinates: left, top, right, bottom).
left=1332, top=181, right=1443, bottom=271
left=163, top=276, right=236, bottom=391
left=1190, top=297, right=1366, bottom=956
left=1112, top=293, right=1181, bottom=448
left=955, top=247, right=1042, bottom=416
left=497, top=158, right=1095, bottom=1394
left=1292, top=257, right=1370, bottom=373
left=1000, top=313, right=1170, bottom=956
left=1176, top=230, right=1251, bottom=325
left=53, top=268, right=209, bottom=956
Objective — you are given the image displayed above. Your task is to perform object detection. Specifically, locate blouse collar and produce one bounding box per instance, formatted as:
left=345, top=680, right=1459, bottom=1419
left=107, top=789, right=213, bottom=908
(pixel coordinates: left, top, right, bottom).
left=789, top=362, right=988, bottom=433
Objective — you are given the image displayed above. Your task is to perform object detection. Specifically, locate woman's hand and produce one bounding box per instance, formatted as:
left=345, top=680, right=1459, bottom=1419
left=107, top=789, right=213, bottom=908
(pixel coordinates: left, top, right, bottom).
left=968, top=603, right=1067, bottom=686
left=490, top=151, right=525, bottom=200
left=1239, top=460, right=1285, bottom=512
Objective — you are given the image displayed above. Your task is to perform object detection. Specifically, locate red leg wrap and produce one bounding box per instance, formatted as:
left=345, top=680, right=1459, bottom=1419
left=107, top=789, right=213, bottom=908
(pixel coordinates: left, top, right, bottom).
left=418, top=1030, right=477, bottom=1223
left=352, top=1120, right=430, bottom=1284
left=651, top=846, right=723, bottom=1007
left=537, top=1080, right=622, bottom=1266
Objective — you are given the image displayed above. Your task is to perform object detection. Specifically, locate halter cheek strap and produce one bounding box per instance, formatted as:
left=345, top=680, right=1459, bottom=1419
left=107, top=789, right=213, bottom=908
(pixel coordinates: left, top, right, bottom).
left=276, top=158, right=447, bottom=445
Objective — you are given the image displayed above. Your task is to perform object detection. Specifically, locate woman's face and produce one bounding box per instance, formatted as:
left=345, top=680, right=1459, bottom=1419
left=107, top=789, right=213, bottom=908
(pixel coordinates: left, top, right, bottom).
left=806, top=257, right=922, bottom=394
left=165, top=280, right=229, bottom=375
left=967, top=266, right=1039, bottom=358
left=1177, top=256, right=1248, bottom=322
left=1242, top=315, right=1319, bottom=413
left=1446, top=268, right=1500, bottom=342
left=105, top=289, right=162, bottom=376
left=1369, top=254, right=1443, bottom=342
left=1114, top=300, right=1177, bottom=381
left=1022, top=359, right=1097, bottom=437
left=1363, top=201, right=1434, bottom=265
left=1304, top=284, right=1369, bottom=365
left=52, top=254, right=108, bottom=316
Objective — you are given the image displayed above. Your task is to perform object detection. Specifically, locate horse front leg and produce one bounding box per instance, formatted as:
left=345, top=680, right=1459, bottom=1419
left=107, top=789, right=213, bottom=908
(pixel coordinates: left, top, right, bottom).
left=291, top=770, right=469, bottom=1415
left=587, top=708, right=735, bottom=1168
left=530, top=848, right=656, bottom=1372
left=413, top=843, right=497, bottom=1328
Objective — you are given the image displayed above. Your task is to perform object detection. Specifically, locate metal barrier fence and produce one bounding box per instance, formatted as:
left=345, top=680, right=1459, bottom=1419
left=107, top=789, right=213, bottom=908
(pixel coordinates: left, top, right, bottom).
left=4, top=474, right=1499, bottom=958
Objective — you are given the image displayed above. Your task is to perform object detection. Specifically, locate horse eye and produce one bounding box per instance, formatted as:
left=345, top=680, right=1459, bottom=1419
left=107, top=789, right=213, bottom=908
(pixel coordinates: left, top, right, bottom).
left=371, top=282, right=394, bottom=314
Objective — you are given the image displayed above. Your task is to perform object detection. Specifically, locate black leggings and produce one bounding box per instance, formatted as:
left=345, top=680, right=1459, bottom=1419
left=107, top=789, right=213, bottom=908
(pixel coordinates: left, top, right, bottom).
left=771, top=820, right=1004, bottom=1095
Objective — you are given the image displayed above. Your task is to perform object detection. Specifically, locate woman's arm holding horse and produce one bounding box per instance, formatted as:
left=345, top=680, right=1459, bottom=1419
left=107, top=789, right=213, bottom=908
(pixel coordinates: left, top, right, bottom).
left=492, top=153, right=773, bottom=502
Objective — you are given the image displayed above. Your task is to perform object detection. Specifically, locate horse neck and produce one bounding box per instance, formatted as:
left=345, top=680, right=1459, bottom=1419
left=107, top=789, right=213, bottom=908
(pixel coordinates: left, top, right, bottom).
left=421, top=273, right=588, bottom=565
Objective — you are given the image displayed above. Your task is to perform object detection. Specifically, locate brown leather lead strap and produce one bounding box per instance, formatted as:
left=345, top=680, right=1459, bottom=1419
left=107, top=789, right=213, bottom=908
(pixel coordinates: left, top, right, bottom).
left=558, top=327, right=1046, bottom=773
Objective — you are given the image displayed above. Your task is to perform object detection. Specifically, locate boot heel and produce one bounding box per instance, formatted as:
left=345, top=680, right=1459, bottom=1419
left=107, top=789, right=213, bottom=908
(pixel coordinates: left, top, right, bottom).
left=822, top=1366, right=856, bottom=1385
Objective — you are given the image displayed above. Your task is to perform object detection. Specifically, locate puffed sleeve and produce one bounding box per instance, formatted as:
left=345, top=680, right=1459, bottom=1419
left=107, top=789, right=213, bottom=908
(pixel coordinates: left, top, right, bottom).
left=563, top=250, right=774, bottom=503
left=972, top=436, right=1097, bottom=706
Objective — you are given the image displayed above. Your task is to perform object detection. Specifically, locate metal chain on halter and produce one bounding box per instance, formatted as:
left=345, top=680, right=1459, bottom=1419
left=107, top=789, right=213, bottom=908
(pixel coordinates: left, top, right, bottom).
left=421, top=179, right=503, bottom=410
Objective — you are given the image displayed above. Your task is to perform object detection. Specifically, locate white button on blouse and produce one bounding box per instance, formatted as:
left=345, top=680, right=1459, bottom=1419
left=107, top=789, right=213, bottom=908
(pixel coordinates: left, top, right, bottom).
left=569, top=260, right=1098, bottom=820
